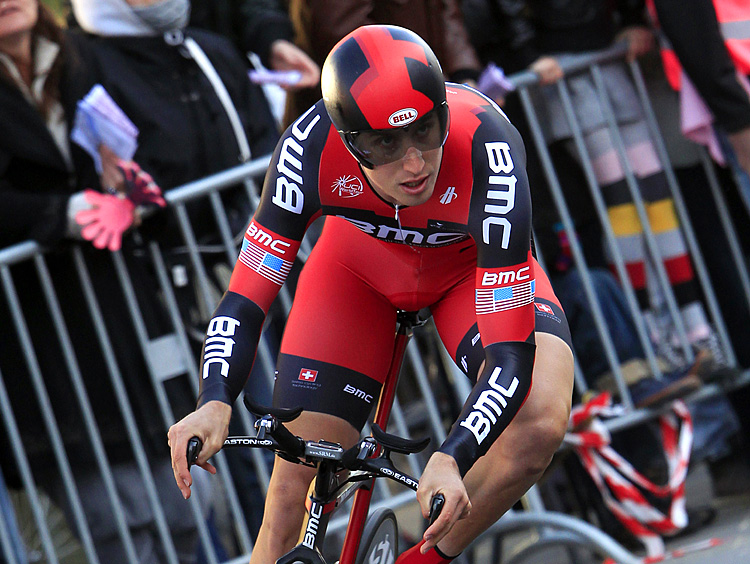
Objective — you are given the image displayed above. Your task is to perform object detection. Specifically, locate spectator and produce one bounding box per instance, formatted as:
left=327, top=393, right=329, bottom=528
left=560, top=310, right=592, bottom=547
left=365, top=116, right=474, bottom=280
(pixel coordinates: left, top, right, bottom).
left=649, top=0, right=750, bottom=216
left=282, top=0, right=483, bottom=127
left=68, top=0, right=283, bottom=551
left=464, top=0, right=750, bottom=499
left=0, top=1, right=199, bottom=562
left=188, top=0, right=320, bottom=92
left=634, top=44, right=750, bottom=373
left=466, top=0, right=728, bottom=374
left=68, top=0, right=280, bottom=332
left=559, top=263, right=749, bottom=491
left=643, top=0, right=750, bottom=488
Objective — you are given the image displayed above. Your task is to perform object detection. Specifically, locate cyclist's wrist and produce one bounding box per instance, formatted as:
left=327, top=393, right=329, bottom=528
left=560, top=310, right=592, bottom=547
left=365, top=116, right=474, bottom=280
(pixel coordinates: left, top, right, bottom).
left=196, top=387, right=234, bottom=409
left=436, top=440, right=474, bottom=477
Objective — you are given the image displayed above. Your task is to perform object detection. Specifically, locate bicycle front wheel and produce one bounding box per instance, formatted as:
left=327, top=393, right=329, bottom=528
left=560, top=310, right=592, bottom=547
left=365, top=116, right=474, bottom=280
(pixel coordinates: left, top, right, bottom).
left=355, top=508, right=399, bottom=564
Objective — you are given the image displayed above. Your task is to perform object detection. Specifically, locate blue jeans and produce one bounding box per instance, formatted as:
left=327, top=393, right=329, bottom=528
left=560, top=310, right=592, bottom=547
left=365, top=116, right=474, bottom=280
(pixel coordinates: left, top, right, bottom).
left=717, top=128, right=750, bottom=219
left=0, top=469, right=26, bottom=564
left=690, top=394, right=741, bottom=463
left=553, top=267, right=740, bottom=463
left=553, top=268, right=644, bottom=383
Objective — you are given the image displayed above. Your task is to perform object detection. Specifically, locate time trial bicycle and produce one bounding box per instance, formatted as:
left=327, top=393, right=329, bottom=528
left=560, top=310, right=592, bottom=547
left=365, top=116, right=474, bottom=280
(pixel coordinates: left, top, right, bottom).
left=188, top=310, right=444, bottom=564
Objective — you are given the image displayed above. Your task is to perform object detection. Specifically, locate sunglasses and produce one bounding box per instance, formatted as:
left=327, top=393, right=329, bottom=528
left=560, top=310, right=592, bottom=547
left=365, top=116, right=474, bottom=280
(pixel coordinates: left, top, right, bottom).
left=343, top=102, right=450, bottom=168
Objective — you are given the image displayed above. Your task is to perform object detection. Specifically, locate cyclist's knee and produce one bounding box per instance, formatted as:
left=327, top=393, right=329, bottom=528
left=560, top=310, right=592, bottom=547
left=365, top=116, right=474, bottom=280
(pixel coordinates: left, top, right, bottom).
left=493, top=398, right=569, bottom=479
left=517, top=413, right=568, bottom=476
left=266, top=461, right=315, bottom=507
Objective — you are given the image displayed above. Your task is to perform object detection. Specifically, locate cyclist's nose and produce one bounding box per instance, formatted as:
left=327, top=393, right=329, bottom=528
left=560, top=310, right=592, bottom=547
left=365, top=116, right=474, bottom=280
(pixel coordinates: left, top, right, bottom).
left=401, top=146, right=425, bottom=173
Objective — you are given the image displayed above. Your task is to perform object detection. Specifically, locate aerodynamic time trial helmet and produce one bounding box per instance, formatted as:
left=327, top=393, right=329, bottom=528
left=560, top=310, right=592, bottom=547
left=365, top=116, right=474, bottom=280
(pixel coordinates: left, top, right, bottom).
left=321, top=25, right=450, bottom=169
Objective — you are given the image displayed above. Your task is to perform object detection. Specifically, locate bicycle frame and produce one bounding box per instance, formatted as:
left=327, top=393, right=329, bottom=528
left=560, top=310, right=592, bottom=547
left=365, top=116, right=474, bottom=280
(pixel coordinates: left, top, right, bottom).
left=338, top=311, right=420, bottom=564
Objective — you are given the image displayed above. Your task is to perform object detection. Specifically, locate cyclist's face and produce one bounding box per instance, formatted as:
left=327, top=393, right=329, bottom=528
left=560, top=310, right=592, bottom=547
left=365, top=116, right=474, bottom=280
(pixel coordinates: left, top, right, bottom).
left=363, top=145, right=443, bottom=208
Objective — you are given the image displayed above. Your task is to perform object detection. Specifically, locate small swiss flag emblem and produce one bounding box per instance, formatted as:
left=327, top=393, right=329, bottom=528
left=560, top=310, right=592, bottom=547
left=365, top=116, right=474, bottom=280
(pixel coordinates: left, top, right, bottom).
left=298, top=368, right=318, bottom=382
left=535, top=303, right=554, bottom=315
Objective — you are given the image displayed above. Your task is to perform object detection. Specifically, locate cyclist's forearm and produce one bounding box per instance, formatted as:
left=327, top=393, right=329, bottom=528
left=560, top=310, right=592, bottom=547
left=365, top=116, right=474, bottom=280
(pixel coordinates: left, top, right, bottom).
left=197, top=291, right=266, bottom=408
left=438, top=341, right=535, bottom=476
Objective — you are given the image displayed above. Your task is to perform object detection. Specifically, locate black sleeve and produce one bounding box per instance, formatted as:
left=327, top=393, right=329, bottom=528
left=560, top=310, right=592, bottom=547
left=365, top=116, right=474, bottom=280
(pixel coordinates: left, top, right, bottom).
left=197, top=291, right=267, bottom=407
left=652, top=0, right=750, bottom=133
left=437, top=90, right=537, bottom=476
left=0, top=179, right=69, bottom=246
left=616, top=0, right=648, bottom=28
left=438, top=341, right=535, bottom=476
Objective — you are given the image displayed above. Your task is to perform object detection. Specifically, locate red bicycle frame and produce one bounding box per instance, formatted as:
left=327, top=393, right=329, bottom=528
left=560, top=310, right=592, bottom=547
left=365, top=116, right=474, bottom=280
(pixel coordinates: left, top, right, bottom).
left=338, top=311, right=420, bottom=563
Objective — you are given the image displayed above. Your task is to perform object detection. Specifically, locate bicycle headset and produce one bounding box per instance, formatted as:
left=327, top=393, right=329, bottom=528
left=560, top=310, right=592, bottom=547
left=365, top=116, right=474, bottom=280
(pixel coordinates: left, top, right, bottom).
left=321, top=24, right=451, bottom=169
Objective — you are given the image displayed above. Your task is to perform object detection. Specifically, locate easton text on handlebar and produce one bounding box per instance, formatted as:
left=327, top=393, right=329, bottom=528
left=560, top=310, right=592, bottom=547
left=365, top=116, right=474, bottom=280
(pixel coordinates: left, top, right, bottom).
left=186, top=397, right=444, bottom=524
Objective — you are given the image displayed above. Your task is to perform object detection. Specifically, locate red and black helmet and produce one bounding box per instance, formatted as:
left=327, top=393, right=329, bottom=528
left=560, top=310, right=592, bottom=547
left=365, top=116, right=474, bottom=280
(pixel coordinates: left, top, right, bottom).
left=322, top=25, right=450, bottom=168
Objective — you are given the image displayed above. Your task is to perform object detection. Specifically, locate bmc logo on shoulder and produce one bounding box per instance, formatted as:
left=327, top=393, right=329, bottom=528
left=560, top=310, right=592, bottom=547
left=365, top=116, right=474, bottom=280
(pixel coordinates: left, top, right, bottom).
left=272, top=105, right=320, bottom=215
left=388, top=108, right=418, bottom=126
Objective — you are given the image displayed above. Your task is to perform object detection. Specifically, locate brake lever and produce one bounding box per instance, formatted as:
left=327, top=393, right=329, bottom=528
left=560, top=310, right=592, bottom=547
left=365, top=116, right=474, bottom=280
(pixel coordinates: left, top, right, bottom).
left=187, top=436, right=202, bottom=470
left=429, top=494, right=445, bottom=526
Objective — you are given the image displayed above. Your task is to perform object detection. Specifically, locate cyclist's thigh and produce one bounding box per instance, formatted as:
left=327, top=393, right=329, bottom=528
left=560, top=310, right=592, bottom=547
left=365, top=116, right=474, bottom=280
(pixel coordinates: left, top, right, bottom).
left=273, top=221, right=398, bottom=435
left=431, top=257, right=572, bottom=383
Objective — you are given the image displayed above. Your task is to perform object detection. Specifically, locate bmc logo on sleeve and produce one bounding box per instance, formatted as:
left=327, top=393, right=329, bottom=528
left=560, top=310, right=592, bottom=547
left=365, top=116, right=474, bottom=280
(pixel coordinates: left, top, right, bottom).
left=202, top=316, right=240, bottom=380
left=459, top=367, right=519, bottom=444
left=481, top=266, right=531, bottom=286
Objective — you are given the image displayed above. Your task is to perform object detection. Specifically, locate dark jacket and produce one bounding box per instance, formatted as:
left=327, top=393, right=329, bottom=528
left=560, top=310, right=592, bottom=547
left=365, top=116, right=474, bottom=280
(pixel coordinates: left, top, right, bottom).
left=0, top=35, right=173, bottom=483
left=67, top=28, right=280, bottom=247
left=68, top=28, right=278, bottom=193
left=651, top=0, right=750, bottom=133
left=0, top=43, right=98, bottom=248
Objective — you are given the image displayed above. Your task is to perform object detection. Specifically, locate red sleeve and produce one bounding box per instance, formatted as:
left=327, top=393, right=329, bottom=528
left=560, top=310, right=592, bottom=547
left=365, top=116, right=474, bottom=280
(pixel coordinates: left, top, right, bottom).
left=227, top=219, right=301, bottom=313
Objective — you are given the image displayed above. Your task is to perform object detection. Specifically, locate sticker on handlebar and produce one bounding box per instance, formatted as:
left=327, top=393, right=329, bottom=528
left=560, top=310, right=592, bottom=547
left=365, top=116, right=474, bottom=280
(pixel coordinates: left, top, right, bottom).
left=378, top=467, right=419, bottom=489
left=224, top=437, right=274, bottom=447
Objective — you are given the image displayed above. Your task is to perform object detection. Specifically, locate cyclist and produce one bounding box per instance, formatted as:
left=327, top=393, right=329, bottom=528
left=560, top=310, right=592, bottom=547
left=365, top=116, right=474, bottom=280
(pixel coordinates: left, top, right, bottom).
left=168, top=24, right=575, bottom=563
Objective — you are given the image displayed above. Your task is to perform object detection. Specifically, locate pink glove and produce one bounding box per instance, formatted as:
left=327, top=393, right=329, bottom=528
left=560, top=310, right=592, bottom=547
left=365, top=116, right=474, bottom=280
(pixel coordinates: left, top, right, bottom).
left=118, top=160, right=166, bottom=207
left=75, top=190, right=135, bottom=251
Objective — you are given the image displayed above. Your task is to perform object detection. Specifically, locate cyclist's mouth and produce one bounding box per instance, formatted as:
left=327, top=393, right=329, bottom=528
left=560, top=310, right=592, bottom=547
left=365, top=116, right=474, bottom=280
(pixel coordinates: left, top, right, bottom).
left=400, top=176, right=429, bottom=194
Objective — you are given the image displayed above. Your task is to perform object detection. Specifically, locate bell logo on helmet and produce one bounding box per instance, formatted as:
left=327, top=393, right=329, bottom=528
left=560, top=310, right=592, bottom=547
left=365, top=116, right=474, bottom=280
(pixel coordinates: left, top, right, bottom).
left=388, top=108, right=418, bottom=127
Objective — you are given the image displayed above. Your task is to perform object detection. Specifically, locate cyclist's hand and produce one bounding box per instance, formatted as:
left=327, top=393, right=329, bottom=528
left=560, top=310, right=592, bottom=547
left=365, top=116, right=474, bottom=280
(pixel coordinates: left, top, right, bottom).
left=167, top=401, right=232, bottom=499
left=416, top=452, right=471, bottom=553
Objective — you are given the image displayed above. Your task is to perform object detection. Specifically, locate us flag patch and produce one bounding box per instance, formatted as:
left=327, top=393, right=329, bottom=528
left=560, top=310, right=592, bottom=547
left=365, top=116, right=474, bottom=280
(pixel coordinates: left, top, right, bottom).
left=238, top=238, right=293, bottom=285
left=475, top=280, right=535, bottom=315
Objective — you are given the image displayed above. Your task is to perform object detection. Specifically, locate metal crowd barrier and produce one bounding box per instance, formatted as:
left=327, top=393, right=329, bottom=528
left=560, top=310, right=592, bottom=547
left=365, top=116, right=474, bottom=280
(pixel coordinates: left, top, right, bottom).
left=1, top=44, right=748, bottom=564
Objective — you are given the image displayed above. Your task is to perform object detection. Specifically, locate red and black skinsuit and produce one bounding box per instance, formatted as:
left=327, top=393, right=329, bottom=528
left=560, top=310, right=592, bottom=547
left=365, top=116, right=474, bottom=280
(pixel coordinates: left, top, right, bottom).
left=197, top=83, right=571, bottom=476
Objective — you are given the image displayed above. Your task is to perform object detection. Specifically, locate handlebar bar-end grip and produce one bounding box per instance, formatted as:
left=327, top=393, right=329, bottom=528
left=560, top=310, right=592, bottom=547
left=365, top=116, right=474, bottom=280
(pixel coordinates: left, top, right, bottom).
left=429, top=494, right=445, bottom=526
left=187, top=437, right=202, bottom=470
